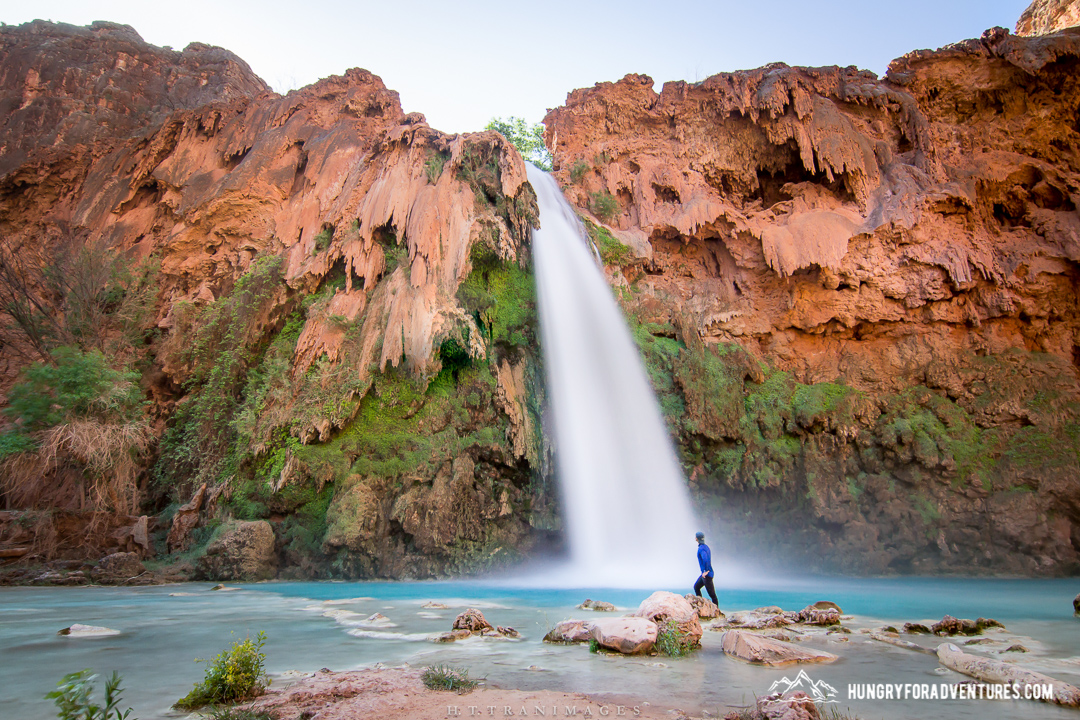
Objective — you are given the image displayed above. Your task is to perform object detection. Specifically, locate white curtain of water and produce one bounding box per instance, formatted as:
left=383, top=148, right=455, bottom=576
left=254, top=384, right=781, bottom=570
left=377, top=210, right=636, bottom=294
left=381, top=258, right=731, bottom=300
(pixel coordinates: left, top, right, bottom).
left=527, top=164, right=700, bottom=587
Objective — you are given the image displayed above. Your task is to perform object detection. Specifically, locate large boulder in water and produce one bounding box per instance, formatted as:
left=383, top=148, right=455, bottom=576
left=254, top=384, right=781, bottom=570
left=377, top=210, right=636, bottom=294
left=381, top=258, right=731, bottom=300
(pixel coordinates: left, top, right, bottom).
left=543, top=619, right=594, bottom=644
left=452, top=608, right=493, bottom=633
left=721, top=629, right=838, bottom=666
left=590, top=617, right=657, bottom=654
left=684, top=594, right=722, bottom=619
left=196, top=521, right=277, bottom=581
left=633, top=591, right=703, bottom=648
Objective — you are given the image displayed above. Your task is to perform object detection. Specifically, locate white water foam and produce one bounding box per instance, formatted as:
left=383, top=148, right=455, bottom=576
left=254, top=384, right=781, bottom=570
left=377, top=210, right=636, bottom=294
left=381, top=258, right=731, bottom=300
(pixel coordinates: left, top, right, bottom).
left=527, top=164, right=701, bottom=588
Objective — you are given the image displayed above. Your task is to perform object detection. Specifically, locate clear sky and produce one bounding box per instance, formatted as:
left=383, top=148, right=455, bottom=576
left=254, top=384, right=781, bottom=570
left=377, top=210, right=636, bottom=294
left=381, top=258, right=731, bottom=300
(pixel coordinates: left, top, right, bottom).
left=6, top=0, right=1032, bottom=134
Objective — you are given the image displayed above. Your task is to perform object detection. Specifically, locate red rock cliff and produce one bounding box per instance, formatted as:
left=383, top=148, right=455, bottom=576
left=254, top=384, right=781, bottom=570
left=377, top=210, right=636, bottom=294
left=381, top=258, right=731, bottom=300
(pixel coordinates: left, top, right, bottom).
left=543, top=27, right=1080, bottom=574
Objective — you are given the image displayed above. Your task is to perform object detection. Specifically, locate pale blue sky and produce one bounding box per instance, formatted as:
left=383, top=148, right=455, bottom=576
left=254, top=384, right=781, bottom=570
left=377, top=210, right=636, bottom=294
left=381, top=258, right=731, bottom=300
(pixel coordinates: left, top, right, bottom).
left=6, top=0, right=1032, bottom=133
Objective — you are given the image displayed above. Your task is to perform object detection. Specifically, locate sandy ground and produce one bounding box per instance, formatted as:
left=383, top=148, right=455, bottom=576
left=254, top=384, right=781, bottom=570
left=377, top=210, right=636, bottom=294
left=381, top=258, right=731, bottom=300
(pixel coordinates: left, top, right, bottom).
left=249, top=667, right=694, bottom=720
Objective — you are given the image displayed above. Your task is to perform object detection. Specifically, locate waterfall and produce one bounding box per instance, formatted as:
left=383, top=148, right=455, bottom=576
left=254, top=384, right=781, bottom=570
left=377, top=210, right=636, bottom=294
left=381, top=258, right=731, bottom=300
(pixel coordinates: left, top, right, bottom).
left=528, top=164, right=700, bottom=588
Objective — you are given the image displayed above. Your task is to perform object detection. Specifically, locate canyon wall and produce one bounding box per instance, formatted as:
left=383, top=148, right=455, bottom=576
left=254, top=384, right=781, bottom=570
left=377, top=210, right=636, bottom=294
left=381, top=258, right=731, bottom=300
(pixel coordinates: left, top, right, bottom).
left=2, top=6, right=1079, bottom=581
left=542, top=24, right=1080, bottom=574
left=0, top=21, right=552, bottom=580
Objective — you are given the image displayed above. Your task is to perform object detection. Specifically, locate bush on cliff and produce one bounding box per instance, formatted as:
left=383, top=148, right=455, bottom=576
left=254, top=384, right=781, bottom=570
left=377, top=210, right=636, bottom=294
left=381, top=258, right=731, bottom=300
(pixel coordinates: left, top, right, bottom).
left=175, top=632, right=268, bottom=710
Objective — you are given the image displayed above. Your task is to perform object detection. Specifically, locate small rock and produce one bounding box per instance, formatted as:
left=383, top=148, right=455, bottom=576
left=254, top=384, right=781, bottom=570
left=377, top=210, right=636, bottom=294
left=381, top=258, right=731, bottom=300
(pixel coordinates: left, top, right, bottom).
left=497, top=626, right=520, bottom=638
left=452, top=608, right=493, bottom=633
left=826, top=626, right=851, bottom=634
left=881, top=626, right=900, bottom=634
left=433, top=629, right=472, bottom=643
left=965, top=638, right=994, bottom=645
left=1074, top=593, right=1080, bottom=616
left=1003, top=644, right=1029, bottom=653
left=810, top=600, right=843, bottom=614
left=903, top=623, right=931, bottom=634
left=59, top=624, right=121, bottom=637
left=422, top=601, right=449, bottom=609
left=754, top=606, right=784, bottom=615
left=577, top=599, right=616, bottom=612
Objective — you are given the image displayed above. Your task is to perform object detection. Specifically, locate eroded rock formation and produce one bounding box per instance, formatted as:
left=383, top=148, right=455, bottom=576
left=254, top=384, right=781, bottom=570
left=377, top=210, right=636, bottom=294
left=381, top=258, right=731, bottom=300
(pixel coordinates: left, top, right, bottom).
left=543, top=26, right=1080, bottom=574
left=1017, top=0, right=1080, bottom=36
left=0, top=20, right=548, bottom=579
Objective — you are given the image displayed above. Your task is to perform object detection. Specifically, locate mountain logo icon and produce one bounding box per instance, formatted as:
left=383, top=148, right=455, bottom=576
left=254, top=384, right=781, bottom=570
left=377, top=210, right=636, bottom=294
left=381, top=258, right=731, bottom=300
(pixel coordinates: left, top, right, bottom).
left=767, top=669, right=839, bottom=703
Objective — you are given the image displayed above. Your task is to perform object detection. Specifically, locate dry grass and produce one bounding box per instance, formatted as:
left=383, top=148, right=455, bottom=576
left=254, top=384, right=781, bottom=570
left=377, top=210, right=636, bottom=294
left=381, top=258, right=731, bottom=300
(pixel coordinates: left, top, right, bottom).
left=1, top=418, right=151, bottom=515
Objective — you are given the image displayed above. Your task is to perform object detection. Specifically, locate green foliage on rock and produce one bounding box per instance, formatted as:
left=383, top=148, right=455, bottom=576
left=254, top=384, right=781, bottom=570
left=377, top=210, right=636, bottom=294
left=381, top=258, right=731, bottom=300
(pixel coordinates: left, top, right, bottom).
left=175, top=632, right=269, bottom=710
left=654, top=620, right=694, bottom=657
left=584, top=219, right=632, bottom=266
left=569, top=160, right=590, bottom=184
left=47, top=670, right=134, bottom=720
left=589, top=191, right=618, bottom=220
left=154, top=254, right=284, bottom=492
left=485, top=116, right=552, bottom=171
left=457, top=242, right=536, bottom=350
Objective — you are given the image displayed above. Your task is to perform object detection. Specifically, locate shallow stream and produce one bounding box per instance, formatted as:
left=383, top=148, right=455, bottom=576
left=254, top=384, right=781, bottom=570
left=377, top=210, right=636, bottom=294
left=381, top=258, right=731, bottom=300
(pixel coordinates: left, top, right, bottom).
left=3, top=577, right=1080, bottom=720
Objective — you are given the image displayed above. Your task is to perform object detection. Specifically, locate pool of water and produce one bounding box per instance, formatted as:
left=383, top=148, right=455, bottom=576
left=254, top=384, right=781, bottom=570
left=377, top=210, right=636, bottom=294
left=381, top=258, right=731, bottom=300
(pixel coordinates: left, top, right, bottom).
left=3, top=577, right=1079, bottom=719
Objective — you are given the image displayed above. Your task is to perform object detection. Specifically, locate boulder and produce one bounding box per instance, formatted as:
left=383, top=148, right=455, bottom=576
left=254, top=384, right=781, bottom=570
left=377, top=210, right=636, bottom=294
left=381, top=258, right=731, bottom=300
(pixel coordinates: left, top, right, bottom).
left=721, top=630, right=838, bottom=666
left=577, top=598, right=616, bottom=611
left=809, top=601, right=842, bottom=614
left=433, top=629, right=472, bottom=643
left=590, top=617, right=658, bottom=655
left=196, top=521, right=277, bottom=581
left=684, top=594, right=723, bottom=619
left=91, top=552, right=145, bottom=582
left=930, top=614, right=1005, bottom=636
left=937, top=642, right=1080, bottom=706
left=543, top=619, right=594, bottom=644
left=729, top=692, right=822, bottom=720
left=903, top=622, right=931, bottom=634
left=786, top=604, right=840, bottom=626
left=633, top=590, right=703, bottom=648
left=1075, top=593, right=1080, bottom=616
left=452, top=608, right=493, bottom=633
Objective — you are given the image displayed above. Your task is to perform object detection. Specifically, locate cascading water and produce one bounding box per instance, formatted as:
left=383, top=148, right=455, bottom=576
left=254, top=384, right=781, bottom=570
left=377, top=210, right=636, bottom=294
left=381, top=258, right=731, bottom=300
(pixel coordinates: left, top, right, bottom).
left=527, top=163, right=699, bottom=587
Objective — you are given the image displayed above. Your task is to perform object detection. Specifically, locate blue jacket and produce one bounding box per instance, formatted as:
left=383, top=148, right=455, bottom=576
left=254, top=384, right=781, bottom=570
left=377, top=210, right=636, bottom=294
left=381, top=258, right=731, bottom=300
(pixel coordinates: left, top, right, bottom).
left=697, top=542, right=714, bottom=578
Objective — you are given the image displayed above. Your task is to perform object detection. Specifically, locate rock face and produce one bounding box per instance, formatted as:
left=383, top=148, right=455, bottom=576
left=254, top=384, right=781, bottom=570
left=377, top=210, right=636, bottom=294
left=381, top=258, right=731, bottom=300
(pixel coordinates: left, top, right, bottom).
left=452, top=608, right=493, bottom=633
left=543, top=26, right=1080, bottom=576
left=196, top=521, right=277, bottom=581
left=1017, top=0, right=1080, bottom=35
left=90, top=552, right=145, bottom=582
left=0, top=20, right=548, bottom=580
left=721, top=630, right=838, bottom=666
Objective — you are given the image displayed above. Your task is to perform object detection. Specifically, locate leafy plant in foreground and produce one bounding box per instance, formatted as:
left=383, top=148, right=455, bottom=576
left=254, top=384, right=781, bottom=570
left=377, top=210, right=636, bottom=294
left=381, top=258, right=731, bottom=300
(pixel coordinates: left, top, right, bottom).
left=421, top=665, right=479, bottom=693
left=175, top=632, right=269, bottom=709
left=47, top=670, right=134, bottom=720
left=654, top=620, right=693, bottom=657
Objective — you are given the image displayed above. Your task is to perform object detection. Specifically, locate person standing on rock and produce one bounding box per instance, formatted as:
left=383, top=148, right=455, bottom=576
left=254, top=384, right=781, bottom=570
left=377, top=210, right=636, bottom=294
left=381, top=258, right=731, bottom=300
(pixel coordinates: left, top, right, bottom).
left=694, top=531, right=719, bottom=606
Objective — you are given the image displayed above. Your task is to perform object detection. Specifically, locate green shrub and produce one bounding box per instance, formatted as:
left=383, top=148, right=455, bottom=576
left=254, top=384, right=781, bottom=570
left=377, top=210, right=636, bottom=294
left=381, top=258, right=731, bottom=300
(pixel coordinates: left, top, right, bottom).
left=46, top=670, right=134, bottom=720
left=421, top=665, right=479, bottom=693
left=569, top=160, right=590, bottom=184
left=425, top=153, right=447, bottom=184
left=589, top=191, right=618, bottom=221
left=312, top=226, right=334, bottom=254
left=175, top=632, right=269, bottom=710
left=588, top=638, right=600, bottom=653
left=654, top=620, right=694, bottom=657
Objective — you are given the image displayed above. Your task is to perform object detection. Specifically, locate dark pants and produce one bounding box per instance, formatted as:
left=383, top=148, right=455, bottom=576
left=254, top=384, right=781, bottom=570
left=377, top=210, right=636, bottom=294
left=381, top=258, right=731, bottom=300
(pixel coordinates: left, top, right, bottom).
left=694, top=574, right=718, bottom=606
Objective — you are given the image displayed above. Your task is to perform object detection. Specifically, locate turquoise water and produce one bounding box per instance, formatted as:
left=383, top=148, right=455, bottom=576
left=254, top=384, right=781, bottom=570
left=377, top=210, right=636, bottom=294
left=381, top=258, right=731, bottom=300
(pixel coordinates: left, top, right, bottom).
left=2, top=577, right=1079, bottom=720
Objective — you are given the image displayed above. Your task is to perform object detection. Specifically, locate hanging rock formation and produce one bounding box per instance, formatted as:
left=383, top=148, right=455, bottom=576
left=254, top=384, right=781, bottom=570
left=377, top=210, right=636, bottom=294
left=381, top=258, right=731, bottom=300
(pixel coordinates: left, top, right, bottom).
left=543, top=21, right=1080, bottom=574
left=1016, top=0, right=1080, bottom=36
left=0, top=20, right=548, bottom=579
